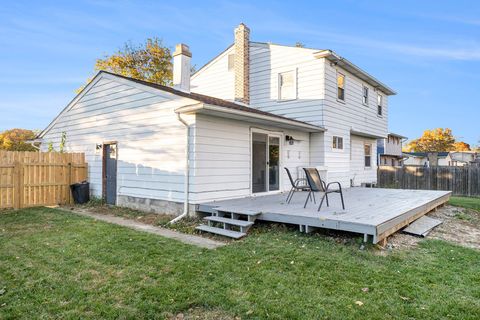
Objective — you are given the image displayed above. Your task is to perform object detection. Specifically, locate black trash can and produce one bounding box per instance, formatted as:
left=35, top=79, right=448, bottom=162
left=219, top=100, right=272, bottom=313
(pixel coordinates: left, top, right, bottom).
left=70, top=181, right=90, bottom=204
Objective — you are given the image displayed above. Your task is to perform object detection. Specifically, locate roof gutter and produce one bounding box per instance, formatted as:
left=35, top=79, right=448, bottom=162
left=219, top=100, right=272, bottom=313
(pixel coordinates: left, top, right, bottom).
left=175, top=104, right=325, bottom=132
left=350, top=130, right=386, bottom=140
left=314, top=49, right=397, bottom=96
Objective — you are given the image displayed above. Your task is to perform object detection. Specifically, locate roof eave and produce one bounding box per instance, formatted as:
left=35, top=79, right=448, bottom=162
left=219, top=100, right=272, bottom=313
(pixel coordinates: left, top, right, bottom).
left=388, top=132, right=408, bottom=139
left=314, top=50, right=397, bottom=96
left=350, top=130, right=386, bottom=139
left=175, top=104, right=325, bottom=133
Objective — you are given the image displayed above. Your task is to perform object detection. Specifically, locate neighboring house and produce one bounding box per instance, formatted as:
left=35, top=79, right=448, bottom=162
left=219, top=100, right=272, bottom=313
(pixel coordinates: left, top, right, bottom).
left=447, top=151, right=478, bottom=166
left=377, top=133, right=406, bottom=166
left=38, top=24, right=396, bottom=215
left=402, top=152, right=479, bottom=167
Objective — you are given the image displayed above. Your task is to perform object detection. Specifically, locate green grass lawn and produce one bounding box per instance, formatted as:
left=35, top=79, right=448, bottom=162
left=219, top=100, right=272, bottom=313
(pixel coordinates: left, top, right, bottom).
left=1, top=208, right=479, bottom=319
left=449, top=196, right=480, bottom=212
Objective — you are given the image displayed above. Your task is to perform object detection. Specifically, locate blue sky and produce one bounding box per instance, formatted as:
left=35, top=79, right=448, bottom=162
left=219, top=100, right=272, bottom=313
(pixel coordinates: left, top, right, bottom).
left=0, top=0, right=478, bottom=146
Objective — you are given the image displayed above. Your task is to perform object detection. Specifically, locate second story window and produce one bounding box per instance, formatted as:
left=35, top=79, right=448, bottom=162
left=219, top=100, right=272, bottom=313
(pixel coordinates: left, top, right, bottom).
left=332, top=136, right=343, bottom=150
left=278, top=71, right=296, bottom=100
left=377, top=94, right=383, bottom=116
left=362, top=86, right=369, bottom=105
left=337, top=72, right=345, bottom=101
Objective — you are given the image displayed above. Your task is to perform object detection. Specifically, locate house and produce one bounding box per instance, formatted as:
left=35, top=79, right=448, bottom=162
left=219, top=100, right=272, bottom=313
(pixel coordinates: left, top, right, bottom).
left=447, top=151, right=478, bottom=166
left=403, top=151, right=478, bottom=167
left=377, top=133, right=406, bottom=166
left=403, top=152, right=447, bottom=166
left=38, top=23, right=396, bottom=216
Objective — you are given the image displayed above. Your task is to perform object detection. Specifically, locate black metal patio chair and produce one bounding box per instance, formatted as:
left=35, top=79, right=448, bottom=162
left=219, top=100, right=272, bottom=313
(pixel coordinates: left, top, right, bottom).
left=303, top=168, right=345, bottom=211
left=284, top=167, right=313, bottom=204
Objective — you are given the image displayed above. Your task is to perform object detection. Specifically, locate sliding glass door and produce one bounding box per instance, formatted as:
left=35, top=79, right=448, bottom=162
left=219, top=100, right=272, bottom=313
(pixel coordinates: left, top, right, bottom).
left=252, top=132, right=281, bottom=194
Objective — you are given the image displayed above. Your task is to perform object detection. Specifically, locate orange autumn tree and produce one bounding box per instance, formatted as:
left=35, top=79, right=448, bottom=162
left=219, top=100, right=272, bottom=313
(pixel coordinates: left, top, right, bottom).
left=452, top=141, right=471, bottom=151
left=0, top=128, right=37, bottom=151
left=403, top=128, right=471, bottom=152
left=77, top=38, right=172, bottom=93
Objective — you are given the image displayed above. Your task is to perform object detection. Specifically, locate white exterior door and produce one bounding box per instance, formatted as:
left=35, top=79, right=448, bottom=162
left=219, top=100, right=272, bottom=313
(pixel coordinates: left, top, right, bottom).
left=251, top=130, right=282, bottom=194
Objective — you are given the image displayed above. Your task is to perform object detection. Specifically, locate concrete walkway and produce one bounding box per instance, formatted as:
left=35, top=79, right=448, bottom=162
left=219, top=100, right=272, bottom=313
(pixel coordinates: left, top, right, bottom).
left=64, top=209, right=225, bottom=250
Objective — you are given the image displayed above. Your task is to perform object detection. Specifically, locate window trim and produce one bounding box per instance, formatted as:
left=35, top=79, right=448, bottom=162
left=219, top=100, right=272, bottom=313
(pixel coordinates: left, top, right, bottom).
left=362, top=85, right=369, bottom=106
left=336, top=71, right=346, bottom=103
left=364, top=143, right=372, bottom=168
left=377, top=93, right=383, bottom=117
left=277, top=69, right=297, bottom=102
left=332, top=136, right=344, bottom=151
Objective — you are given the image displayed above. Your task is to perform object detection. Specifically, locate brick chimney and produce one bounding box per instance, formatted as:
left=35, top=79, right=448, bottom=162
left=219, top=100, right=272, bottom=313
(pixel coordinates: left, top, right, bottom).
left=234, top=23, right=250, bottom=104
left=173, top=43, right=192, bottom=92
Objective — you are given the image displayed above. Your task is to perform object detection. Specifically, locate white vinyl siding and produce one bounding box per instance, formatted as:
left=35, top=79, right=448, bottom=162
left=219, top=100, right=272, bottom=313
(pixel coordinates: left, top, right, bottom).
left=190, top=46, right=235, bottom=100
left=383, top=135, right=403, bottom=156
left=249, top=43, right=325, bottom=124
left=40, top=74, right=193, bottom=203
left=324, top=61, right=388, bottom=138
left=192, top=114, right=310, bottom=203
left=350, top=135, right=377, bottom=186
left=192, top=42, right=390, bottom=187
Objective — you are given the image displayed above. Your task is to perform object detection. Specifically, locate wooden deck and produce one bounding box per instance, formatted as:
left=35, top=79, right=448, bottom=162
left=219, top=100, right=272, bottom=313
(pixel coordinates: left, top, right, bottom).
left=197, top=188, right=452, bottom=244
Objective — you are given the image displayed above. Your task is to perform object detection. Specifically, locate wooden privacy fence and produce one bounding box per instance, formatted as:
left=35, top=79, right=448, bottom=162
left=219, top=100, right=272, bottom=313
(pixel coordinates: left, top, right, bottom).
left=0, top=151, right=87, bottom=209
left=378, top=165, right=480, bottom=197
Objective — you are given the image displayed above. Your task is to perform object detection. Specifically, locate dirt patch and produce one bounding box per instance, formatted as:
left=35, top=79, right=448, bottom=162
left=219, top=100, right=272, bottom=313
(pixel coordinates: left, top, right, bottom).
left=385, top=205, right=480, bottom=251
left=64, top=205, right=229, bottom=243
left=166, top=308, right=240, bottom=320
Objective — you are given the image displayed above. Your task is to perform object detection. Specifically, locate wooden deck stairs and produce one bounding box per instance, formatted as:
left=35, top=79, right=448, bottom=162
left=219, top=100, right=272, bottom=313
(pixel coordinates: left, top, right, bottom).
left=196, top=206, right=261, bottom=239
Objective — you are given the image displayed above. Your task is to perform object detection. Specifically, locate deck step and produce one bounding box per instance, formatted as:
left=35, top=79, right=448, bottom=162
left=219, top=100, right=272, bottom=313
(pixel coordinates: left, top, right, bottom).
left=205, top=216, right=254, bottom=227
left=214, top=206, right=261, bottom=216
left=196, top=225, right=246, bottom=239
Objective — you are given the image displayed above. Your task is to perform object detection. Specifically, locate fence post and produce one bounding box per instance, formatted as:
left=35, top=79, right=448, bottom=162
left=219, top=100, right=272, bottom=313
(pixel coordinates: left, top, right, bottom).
left=13, top=161, right=24, bottom=209
left=467, top=166, right=472, bottom=197
left=67, top=162, right=73, bottom=204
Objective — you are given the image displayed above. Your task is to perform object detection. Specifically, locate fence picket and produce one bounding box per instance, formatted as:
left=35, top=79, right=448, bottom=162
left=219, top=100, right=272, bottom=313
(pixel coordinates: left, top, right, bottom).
left=378, top=165, right=480, bottom=197
left=0, top=151, right=87, bottom=210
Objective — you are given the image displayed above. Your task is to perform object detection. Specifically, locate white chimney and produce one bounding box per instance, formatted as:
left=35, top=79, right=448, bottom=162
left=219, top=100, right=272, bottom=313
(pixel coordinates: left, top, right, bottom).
left=173, top=43, right=192, bottom=92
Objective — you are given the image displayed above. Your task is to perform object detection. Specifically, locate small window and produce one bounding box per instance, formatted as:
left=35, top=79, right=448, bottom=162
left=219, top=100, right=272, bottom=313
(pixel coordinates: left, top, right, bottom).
left=228, top=54, right=235, bottom=71
left=362, top=86, right=369, bottom=105
left=332, top=136, right=343, bottom=150
left=278, top=71, right=296, bottom=100
left=364, top=144, right=372, bottom=167
left=391, top=159, right=395, bottom=166
left=337, top=73, right=345, bottom=101
left=377, top=94, right=383, bottom=116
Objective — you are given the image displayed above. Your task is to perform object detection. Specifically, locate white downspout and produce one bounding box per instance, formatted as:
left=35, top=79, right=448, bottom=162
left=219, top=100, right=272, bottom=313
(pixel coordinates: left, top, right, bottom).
left=169, top=113, right=190, bottom=224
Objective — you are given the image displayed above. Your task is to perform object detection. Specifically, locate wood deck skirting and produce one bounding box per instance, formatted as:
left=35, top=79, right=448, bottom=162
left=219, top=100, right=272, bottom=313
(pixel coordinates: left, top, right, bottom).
left=197, top=188, right=451, bottom=244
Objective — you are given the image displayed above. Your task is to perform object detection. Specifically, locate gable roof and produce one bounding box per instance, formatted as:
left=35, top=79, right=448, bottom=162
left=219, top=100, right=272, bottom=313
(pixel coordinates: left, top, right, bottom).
left=191, top=44, right=233, bottom=78
left=388, top=132, right=407, bottom=139
left=192, top=41, right=396, bottom=96
left=314, top=50, right=396, bottom=95
left=39, top=71, right=324, bottom=138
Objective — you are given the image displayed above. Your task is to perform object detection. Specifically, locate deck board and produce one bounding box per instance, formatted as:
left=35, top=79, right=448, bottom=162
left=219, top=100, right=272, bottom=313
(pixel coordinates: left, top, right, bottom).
left=198, top=188, right=451, bottom=243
